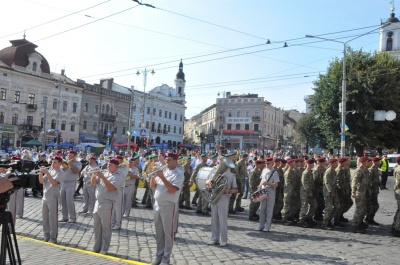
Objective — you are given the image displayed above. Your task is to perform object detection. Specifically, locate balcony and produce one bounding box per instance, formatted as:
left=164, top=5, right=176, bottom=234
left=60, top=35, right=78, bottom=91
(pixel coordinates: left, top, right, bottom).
left=26, top=104, right=37, bottom=111
left=252, top=116, right=261, bottom=121
left=100, top=114, right=116, bottom=122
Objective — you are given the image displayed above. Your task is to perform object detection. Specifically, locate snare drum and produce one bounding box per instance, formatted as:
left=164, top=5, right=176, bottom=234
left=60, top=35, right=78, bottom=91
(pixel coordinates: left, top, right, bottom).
left=251, top=188, right=268, bottom=202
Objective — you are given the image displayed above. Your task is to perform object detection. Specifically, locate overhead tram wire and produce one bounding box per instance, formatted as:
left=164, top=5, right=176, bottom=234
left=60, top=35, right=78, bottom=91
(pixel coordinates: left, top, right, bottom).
left=0, top=0, right=112, bottom=40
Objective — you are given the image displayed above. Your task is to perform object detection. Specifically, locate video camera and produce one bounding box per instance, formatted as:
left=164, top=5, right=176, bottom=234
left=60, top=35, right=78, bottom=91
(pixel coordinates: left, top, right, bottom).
left=0, top=160, right=37, bottom=205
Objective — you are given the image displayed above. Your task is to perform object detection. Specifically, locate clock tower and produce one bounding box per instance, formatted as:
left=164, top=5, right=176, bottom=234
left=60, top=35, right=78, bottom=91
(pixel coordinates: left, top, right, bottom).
left=175, top=59, right=185, bottom=98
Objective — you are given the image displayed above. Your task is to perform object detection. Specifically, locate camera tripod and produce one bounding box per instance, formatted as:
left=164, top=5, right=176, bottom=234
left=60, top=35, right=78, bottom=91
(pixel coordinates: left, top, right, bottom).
left=0, top=208, right=21, bottom=265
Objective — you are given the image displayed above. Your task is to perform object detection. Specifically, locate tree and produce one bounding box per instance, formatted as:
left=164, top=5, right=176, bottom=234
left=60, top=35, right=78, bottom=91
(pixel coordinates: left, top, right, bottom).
left=311, top=48, right=400, bottom=155
left=295, top=114, right=325, bottom=153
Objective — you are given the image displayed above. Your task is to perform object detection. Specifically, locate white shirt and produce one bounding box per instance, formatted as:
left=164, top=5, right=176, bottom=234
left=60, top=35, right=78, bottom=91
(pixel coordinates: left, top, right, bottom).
left=260, top=167, right=279, bottom=190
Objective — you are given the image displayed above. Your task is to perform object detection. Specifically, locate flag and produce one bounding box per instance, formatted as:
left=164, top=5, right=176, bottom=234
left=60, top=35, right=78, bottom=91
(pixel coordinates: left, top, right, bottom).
left=340, top=124, right=350, bottom=131
left=389, top=1, right=394, bottom=6
left=126, top=131, right=131, bottom=136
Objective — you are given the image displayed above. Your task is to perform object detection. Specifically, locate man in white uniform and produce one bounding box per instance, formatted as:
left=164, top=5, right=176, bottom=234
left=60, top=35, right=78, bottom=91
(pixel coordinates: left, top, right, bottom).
left=79, top=156, right=97, bottom=214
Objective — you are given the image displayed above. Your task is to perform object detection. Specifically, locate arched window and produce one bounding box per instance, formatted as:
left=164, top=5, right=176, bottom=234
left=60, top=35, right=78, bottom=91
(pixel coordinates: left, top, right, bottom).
left=387, top=37, right=393, bottom=51
left=51, top=119, right=56, bottom=129
left=163, top=124, right=167, bottom=133
left=71, top=122, right=75, bottom=132
left=157, top=123, right=161, bottom=133
left=32, top=62, right=37, bottom=72
left=61, top=121, right=66, bottom=130
left=151, top=122, right=155, bottom=132
left=173, top=126, right=176, bottom=133
left=168, top=125, right=171, bottom=132
left=106, top=104, right=110, bottom=114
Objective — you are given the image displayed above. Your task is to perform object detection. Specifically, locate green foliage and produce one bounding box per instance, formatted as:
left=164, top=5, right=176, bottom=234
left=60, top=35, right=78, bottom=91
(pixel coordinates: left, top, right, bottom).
left=295, top=114, right=325, bottom=151
left=311, top=48, right=400, bottom=152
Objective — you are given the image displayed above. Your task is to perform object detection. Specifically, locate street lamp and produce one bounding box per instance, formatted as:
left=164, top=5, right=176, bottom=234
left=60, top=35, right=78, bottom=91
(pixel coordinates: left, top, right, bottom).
left=136, top=68, right=155, bottom=148
left=125, top=87, right=134, bottom=155
left=306, top=24, right=389, bottom=157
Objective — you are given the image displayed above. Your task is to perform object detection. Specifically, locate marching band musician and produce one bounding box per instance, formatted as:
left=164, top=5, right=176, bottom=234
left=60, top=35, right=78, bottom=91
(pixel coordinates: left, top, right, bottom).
left=60, top=150, right=82, bottom=223
left=257, top=157, right=279, bottom=232
left=150, top=152, right=184, bottom=265
left=248, top=160, right=265, bottom=221
left=79, top=156, right=98, bottom=214
left=209, top=154, right=218, bottom=167
left=179, top=156, right=193, bottom=209
left=38, top=156, right=65, bottom=244
left=91, top=158, right=124, bottom=255
left=273, top=158, right=284, bottom=220
left=142, top=154, right=156, bottom=208
left=124, top=155, right=140, bottom=217
left=112, top=155, right=128, bottom=230
left=32, top=154, right=49, bottom=197
left=189, top=154, right=209, bottom=215
left=206, top=152, right=237, bottom=247
left=229, top=153, right=247, bottom=214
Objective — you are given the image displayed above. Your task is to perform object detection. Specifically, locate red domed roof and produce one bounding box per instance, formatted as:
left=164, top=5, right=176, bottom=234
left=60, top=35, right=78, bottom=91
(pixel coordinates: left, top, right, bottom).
left=0, top=39, right=50, bottom=74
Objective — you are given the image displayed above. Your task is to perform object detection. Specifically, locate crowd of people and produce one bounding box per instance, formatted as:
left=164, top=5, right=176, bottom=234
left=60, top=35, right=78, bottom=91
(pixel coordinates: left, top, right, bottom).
left=1, top=147, right=400, bottom=265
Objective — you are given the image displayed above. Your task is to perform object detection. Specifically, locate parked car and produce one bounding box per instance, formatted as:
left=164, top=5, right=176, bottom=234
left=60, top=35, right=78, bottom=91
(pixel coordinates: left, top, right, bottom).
left=387, top=154, right=400, bottom=175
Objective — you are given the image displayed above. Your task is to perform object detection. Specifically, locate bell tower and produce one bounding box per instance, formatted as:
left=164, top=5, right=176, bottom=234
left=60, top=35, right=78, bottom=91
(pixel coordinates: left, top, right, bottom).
left=379, top=6, right=400, bottom=58
left=175, top=59, right=185, bottom=98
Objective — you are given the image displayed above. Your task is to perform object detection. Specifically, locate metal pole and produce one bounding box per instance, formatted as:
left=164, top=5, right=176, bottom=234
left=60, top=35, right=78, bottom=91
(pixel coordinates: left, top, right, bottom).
left=127, top=88, right=134, bottom=155
left=341, top=43, right=346, bottom=158
left=42, top=97, right=47, bottom=150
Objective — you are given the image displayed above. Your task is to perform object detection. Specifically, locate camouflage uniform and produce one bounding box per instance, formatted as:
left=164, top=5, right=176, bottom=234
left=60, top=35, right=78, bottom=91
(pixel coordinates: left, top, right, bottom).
left=190, top=162, right=209, bottom=213
left=281, top=169, right=299, bottom=223
left=273, top=167, right=285, bottom=219
left=392, top=165, right=400, bottom=236
left=293, top=168, right=303, bottom=218
left=352, top=167, right=371, bottom=229
left=299, top=169, right=317, bottom=223
left=179, top=162, right=193, bottom=207
left=249, top=168, right=262, bottom=217
left=366, top=165, right=380, bottom=223
left=335, top=166, right=353, bottom=221
left=322, top=167, right=338, bottom=227
left=313, top=166, right=326, bottom=219
left=229, top=159, right=247, bottom=211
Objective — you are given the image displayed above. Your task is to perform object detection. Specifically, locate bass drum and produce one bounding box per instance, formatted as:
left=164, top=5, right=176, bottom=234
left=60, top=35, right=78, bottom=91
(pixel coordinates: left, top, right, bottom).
left=195, top=166, right=217, bottom=190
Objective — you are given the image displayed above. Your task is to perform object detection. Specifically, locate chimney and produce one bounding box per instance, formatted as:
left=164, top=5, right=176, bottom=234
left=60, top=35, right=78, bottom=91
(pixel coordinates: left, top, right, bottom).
left=61, top=69, right=65, bottom=76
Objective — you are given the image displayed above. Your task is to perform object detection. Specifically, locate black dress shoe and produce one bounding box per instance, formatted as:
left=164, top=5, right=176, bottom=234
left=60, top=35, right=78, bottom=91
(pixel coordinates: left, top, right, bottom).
left=184, top=206, right=193, bottom=210
left=322, top=225, right=334, bottom=230
left=192, top=202, right=197, bottom=206
left=235, top=207, right=245, bottom=212
left=341, top=216, right=349, bottom=223
left=334, top=222, right=345, bottom=227
left=368, top=219, right=380, bottom=226
left=228, top=209, right=237, bottom=214
left=196, top=211, right=203, bottom=215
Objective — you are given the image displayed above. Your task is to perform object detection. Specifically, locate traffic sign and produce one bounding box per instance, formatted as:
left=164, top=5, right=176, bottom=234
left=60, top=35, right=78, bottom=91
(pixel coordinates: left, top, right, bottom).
left=54, top=129, right=59, bottom=134
left=106, top=130, right=112, bottom=137
left=140, top=128, right=147, bottom=137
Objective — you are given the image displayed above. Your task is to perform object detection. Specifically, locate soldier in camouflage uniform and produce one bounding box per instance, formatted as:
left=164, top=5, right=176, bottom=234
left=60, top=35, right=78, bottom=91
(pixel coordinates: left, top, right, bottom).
left=189, top=154, right=209, bottom=215
left=293, top=159, right=304, bottom=221
left=299, top=159, right=317, bottom=228
left=313, top=158, right=327, bottom=221
left=249, top=160, right=265, bottom=221
left=335, top=157, right=353, bottom=225
left=179, top=156, right=193, bottom=209
left=322, top=158, right=339, bottom=230
left=281, top=159, right=299, bottom=225
left=392, top=156, right=400, bottom=237
left=366, top=157, right=381, bottom=225
left=273, top=158, right=284, bottom=220
left=352, top=156, right=371, bottom=233
left=229, top=153, right=247, bottom=213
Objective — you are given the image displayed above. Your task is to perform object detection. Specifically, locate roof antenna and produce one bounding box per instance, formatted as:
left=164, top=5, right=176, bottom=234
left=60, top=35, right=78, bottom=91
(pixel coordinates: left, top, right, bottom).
left=23, top=30, right=26, bottom=39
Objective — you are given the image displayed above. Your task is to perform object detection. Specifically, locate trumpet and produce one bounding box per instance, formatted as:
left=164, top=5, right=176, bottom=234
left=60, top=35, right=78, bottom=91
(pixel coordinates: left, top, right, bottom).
left=31, top=166, right=51, bottom=174
left=86, top=168, right=105, bottom=174
left=139, top=165, right=168, bottom=180
left=62, top=158, right=75, bottom=170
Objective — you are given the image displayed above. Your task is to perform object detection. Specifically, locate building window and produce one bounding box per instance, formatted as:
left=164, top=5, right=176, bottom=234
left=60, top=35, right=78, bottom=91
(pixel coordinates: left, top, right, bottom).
left=246, top=109, right=250, bottom=117
left=236, top=109, right=241, bottom=117
left=95, top=105, right=99, bottom=114
left=84, top=103, right=88, bottom=112
left=159, top=109, right=162, bottom=117
left=73, top=102, right=77, bottom=113
left=41, top=118, right=43, bottom=128
left=235, top=123, right=240, bottom=130
left=93, top=122, right=97, bottom=131
left=174, top=126, right=176, bottom=133
left=168, top=125, right=171, bottom=132
left=245, top=124, right=250, bottom=130
left=146, top=121, right=149, bottom=129
left=70, top=139, right=75, bottom=145
left=153, top=108, right=156, bottom=115
left=180, top=115, right=183, bottom=121
left=61, top=121, right=66, bottom=130
left=254, top=124, right=259, bottom=131
left=122, top=127, right=126, bottom=135
left=63, top=101, right=67, bottom=112
left=115, top=111, right=118, bottom=118
left=28, top=93, right=35, bottom=104
left=0, top=112, right=4, bottom=123
left=0, top=89, right=6, bottom=100
left=174, top=113, right=177, bottom=120
left=165, top=111, right=168, bottom=118
left=179, top=127, right=182, bottom=134
left=227, top=124, right=232, bottom=130
left=83, top=120, right=87, bottom=130
left=133, top=103, right=136, bottom=112
left=53, top=99, right=58, bottom=109
left=51, top=119, right=56, bottom=129
left=106, top=104, right=110, bottom=114
left=14, top=91, right=20, bottom=103
left=147, top=107, right=150, bottom=114
left=71, top=122, right=75, bottom=132
left=255, top=109, right=259, bottom=117
left=32, top=62, right=37, bottom=72
left=12, top=114, right=18, bottom=125
left=27, top=116, right=33, bottom=125
left=132, top=118, right=135, bottom=126
left=169, top=112, right=171, bottom=119
left=228, top=109, right=232, bottom=117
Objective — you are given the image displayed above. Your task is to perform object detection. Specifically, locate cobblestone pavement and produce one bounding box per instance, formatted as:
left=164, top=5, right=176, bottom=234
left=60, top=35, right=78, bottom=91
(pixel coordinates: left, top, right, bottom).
left=4, top=175, right=400, bottom=264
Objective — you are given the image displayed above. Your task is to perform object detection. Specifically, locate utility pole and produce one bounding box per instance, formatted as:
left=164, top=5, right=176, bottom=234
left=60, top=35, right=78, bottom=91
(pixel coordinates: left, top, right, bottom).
left=42, top=96, right=47, bottom=150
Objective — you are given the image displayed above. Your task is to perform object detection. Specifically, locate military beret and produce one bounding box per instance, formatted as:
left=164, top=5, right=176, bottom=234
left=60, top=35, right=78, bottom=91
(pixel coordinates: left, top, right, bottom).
left=286, top=158, right=295, bottom=164
left=306, top=159, right=316, bottom=164
left=200, top=153, right=207, bottom=157
left=90, top=156, right=97, bottom=160
left=273, top=158, right=281, bottom=162
left=52, top=156, right=63, bottom=163
left=265, top=157, right=273, bottom=163
left=224, top=152, right=236, bottom=157
left=255, top=160, right=265, bottom=165
left=68, top=150, right=77, bottom=155
left=396, top=156, right=400, bottom=163
left=109, top=158, right=119, bottom=166
left=371, top=157, right=380, bottom=162
left=159, top=152, right=166, bottom=158
left=211, top=154, right=218, bottom=159
left=116, top=155, right=124, bottom=160
left=241, top=153, right=248, bottom=157
left=317, top=158, right=326, bottom=163
left=281, top=159, right=287, bottom=164
left=338, top=157, right=347, bottom=163
left=166, top=152, right=179, bottom=160
left=359, top=156, right=369, bottom=163
left=328, top=158, right=337, bottom=163
left=11, top=156, right=21, bottom=160
left=55, top=150, right=62, bottom=153
left=298, top=158, right=305, bottom=162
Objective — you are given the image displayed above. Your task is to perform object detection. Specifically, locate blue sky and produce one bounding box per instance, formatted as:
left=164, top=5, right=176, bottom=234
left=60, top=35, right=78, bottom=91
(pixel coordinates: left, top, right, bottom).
left=0, top=0, right=395, bottom=118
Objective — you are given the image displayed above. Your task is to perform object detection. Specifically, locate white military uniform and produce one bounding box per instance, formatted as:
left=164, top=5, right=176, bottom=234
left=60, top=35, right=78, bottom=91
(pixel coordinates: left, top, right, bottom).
left=153, top=166, right=184, bottom=265
left=60, top=160, right=82, bottom=222
left=210, top=168, right=237, bottom=246
left=111, top=164, right=128, bottom=229
left=81, top=164, right=97, bottom=213
left=93, top=169, right=123, bottom=253
left=258, top=167, right=279, bottom=231
left=42, top=168, right=65, bottom=243
left=123, top=165, right=139, bottom=217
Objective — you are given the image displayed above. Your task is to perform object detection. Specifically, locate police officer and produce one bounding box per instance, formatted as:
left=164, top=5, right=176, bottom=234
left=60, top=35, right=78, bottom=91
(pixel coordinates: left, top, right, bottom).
left=352, top=156, right=371, bottom=233
left=249, top=160, right=265, bottom=221
left=229, top=153, right=247, bottom=213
